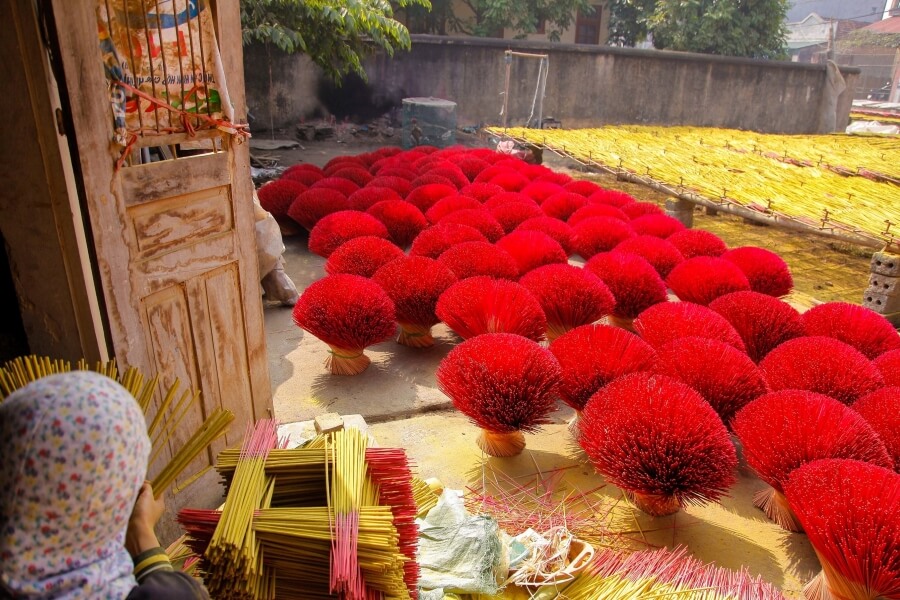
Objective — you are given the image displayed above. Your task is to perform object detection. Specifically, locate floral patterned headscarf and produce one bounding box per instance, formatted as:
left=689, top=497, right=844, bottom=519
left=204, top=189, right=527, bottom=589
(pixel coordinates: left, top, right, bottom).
left=0, top=371, right=150, bottom=598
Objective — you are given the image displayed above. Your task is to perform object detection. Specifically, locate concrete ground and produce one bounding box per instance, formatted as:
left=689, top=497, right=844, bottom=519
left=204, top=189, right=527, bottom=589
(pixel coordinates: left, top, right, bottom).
left=260, top=136, right=877, bottom=598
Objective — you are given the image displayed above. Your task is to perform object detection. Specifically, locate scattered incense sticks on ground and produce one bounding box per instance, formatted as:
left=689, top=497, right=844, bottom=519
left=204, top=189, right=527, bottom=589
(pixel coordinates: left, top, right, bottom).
left=561, top=546, right=788, bottom=599
left=464, top=462, right=651, bottom=554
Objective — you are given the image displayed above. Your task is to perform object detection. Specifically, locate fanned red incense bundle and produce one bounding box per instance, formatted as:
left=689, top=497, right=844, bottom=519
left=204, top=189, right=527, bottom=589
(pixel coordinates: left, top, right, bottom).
left=459, top=182, right=505, bottom=203
left=324, top=236, right=404, bottom=278
left=519, top=264, right=615, bottom=341
left=585, top=252, right=668, bottom=323
left=489, top=202, right=544, bottom=233
left=542, top=192, right=589, bottom=221
left=549, top=324, right=656, bottom=413
left=436, top=276, right=547, bottom=341
left=629, top=213, right=686, bottom=238
left=495, top=230, right=567, bottom=276
left=621, top=201, right=663, bottom=219
left=709, top=291, right=804, bottom=363
left=731, top=390, right=892, bottom=531
left=875, top=349, right=900, bottom=386
left=760, top=336, right=884, bottom=404
left=405, top=183, right=457, bottom=212
left=800, top=301, right=900, bottom=359
left=330, top=167, right=373, bottom=187
left=563, top=546, right=787, bottom=600
left=347, top=186, right=403, bottom=211
left=474, top=165, right=514, bottom=184
left=427, top=165, right=470, bottom=189
left=436, top=241, right=518, bottom=280
left=488, top=171, right=530, bottom=192
left=534, top=170, right=572, bottom=186
left=311, top=176, right=360, bottom=197
left=568, top=204, right=629, bottom=225
left=579, top=372, right=737, bottom=516
left=308, top=211, right=389, bottom=258
left=571, top=217, right=636, bottom=259
left=722, top=246, right=794, bottom=297
left=613, top=235, right=685, bottom=279
left=785, top=459, right=900, bottom=600
left=667, top=228, right=728, bottom=258
left=853, top=387, right=900, bottom=470
left=292, top=274, right=396, bottom=375
left=287, top=188, right=350, bottom=231
left=283, top=164, right=324, bottom=186
left=409, top=223, right=488, bottom=259
left=369, top=176, right=413, bottom=197
left=586, top=189, right=636, bottom=208
left=563, top=180, right=602, bottom=197
left=257, top=179, right=307, bottom=220
left=521, top=181, right=565, bottom=204
left=424, top=195, right=482, bottom=223
left=366, top=200, right=428, bottom=248
left=437, top=209, right=505, bottom=242
left=372, top=256, right=457, bottom=348
left=377, top=166, right=417, bottom=180
left=324, top=156, right=366, bottom=174
left=452, top=157, right=491, bottom=180
left=633, top=301, right=747, bottom=353
left=437, top=333, right=561, bottom=456
left=654, top=336, right=768, bottom=426
left=666, top=256, right=751, bottom=306
left=515, top=217, right=575, bottom=255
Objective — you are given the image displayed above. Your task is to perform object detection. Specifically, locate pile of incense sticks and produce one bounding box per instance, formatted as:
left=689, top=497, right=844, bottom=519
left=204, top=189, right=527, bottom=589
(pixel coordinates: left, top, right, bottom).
left=178, top=423, right=419, bottom=600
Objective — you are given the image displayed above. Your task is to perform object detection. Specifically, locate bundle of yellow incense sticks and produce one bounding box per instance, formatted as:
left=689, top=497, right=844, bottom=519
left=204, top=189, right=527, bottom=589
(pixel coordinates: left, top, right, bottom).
left=181, top=424, right=418, bottom=599
left=0, top=355, right=234, bottom=497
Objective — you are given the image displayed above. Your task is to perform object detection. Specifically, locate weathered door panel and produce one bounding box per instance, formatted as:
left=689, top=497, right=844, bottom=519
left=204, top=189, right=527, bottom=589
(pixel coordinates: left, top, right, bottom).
left=49, top=0, right=271, bottom=540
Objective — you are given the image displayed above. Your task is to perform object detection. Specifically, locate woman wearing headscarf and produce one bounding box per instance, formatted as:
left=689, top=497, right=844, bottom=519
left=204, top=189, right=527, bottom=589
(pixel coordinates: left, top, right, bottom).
left=0, top=371, right=208, bottom=599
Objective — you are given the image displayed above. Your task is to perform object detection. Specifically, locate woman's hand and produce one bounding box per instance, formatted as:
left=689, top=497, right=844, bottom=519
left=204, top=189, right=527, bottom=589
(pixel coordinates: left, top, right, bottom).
left=125, top=481, right=165, bottom=558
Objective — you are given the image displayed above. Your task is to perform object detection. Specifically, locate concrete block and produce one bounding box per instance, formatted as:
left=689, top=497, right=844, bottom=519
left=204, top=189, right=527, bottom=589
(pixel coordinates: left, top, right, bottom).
left=665, top=208, right=694, bottom=228
left=664, top=198, right=693, bottom=212
left=871, top=250, right=900, bottom=277
left=867, top=273, right=900, bottom=296
left=862, top=290, right=900, bottom=314
left=314, top=412, right=344, bottom=434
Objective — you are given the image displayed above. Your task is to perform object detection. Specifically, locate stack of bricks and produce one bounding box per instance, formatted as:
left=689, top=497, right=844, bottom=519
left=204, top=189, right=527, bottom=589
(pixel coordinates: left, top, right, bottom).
left=864, top=247, right=900, bottom=327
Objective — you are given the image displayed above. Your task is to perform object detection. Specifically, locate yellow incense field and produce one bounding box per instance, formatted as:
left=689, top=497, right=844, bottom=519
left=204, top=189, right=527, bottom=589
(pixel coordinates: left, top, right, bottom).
left=492, top=126, right=900, bottom=245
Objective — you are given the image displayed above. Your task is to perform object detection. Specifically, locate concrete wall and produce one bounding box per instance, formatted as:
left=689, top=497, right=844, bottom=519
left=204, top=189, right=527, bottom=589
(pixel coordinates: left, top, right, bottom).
left=244, top=36, right=860, bottom=135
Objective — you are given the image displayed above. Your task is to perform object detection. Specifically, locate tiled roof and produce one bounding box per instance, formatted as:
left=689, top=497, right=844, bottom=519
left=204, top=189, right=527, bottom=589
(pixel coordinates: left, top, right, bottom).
left=787, top=0, right=884, bottom=23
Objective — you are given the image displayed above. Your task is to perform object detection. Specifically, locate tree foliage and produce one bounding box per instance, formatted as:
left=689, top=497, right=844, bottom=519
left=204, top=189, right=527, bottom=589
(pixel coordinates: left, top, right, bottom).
left=240, top=0, right=430, bottom=81
left=404, top=0, right=592, bottom=40
left=610, top=0, right=789, bottom=59
left=608, top=0, right=656, bottom=46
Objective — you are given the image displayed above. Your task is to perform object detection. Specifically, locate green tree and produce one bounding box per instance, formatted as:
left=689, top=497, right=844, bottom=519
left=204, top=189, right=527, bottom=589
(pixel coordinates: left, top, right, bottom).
left=649, top=0, right=788, bottom=58
left=608, top=0, right=657, bottom=46
left=403, top=0, right=592, bottom=41
left=240, top=0, right=430, bottom=81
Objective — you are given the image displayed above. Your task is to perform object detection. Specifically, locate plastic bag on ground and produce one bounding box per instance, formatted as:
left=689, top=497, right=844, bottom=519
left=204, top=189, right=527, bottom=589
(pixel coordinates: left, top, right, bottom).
left=417, top=490, right=503, bottom=595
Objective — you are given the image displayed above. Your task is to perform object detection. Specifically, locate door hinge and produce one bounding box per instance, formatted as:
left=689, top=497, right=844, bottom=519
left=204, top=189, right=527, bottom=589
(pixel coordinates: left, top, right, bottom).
left=54, top=108, right=66, bottom=136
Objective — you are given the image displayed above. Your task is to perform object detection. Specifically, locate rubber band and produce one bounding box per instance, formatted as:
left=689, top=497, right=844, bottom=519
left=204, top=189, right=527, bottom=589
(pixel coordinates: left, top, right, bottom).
left=327, top=349, right=364, bottom=360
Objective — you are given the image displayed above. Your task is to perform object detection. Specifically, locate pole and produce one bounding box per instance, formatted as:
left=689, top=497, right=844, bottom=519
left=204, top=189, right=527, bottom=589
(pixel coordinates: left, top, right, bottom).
left=502, top=51, right=512, bottom=129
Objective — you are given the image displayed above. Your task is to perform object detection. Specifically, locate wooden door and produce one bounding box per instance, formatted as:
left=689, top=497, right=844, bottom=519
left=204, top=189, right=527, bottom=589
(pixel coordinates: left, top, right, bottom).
left=47, top=0, right=271, bottom=539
